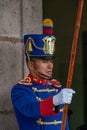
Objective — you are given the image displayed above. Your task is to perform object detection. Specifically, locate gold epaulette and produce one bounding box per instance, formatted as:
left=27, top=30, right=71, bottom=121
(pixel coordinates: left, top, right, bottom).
left=50, top=79, right=62, bottom=88
left=18, top=77, right=32, bottom=86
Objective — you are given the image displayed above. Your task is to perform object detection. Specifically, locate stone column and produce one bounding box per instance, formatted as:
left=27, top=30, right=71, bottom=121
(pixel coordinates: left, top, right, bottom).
left=0, top=0, right=42, bottom=129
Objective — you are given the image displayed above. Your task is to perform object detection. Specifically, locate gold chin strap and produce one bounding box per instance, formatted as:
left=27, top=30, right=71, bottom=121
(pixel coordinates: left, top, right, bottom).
left=27, top=56, right=31, bottom=62
left=27, top=56, right=52, bottom=79
left=31, top=62, right=51, bottom=80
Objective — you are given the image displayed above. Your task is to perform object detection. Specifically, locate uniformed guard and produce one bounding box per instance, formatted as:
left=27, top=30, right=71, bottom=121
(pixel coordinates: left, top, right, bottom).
left=11, top=18, right=75, bottom=130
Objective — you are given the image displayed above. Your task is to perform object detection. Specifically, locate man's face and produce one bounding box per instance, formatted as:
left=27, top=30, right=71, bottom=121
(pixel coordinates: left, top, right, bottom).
left=28, top=58, right=54, bottom=79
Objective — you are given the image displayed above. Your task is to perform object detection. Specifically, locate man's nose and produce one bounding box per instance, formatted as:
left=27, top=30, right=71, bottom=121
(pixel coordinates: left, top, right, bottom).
left=48, top=61, right=53, bottom=68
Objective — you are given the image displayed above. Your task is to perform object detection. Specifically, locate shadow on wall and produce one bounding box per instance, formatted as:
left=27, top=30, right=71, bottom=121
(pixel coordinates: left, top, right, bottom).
left=76, top=124, right=87, bottom=130
left=76, top=32, right=87, bottom=130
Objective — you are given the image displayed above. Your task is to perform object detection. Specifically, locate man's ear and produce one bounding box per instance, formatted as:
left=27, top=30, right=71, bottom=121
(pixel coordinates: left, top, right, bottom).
left=27, top=61, right=33, bottom=70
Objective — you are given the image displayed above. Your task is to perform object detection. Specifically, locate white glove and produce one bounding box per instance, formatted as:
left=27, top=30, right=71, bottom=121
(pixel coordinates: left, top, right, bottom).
left=53, top=88, right=76, bottom=106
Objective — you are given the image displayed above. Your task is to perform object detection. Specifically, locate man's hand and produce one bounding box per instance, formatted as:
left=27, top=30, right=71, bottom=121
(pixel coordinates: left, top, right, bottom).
left=53, top=88, right=76, bottom=106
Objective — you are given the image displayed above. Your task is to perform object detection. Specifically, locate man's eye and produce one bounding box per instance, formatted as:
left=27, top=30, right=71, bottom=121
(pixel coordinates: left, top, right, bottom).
left=50, top=60, right=53, bottom=63
left=43, top=60, right=47, bottom=63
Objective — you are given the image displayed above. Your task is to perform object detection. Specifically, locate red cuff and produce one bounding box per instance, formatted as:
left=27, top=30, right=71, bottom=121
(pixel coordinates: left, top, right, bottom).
left=40, top=96, right=59, bottom=117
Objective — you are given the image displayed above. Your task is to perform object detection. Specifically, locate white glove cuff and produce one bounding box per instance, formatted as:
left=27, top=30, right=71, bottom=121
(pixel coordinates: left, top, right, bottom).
left=53, top=95, right=59, bottom=106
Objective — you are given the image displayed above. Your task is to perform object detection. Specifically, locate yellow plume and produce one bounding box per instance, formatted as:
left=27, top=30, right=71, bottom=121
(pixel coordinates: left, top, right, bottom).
left=43, top=18, right=53, bottom=27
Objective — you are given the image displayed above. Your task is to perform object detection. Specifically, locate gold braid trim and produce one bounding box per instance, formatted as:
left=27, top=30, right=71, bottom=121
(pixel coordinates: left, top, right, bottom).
left=60, top=108, right=63, bottom=112
left=18, top=80, right=32, bottom=86
left=36, top=97, right=42, bottom=101
left=36, top=118, right=62, bottom=125
left=32, top=87, right=58, bottom=93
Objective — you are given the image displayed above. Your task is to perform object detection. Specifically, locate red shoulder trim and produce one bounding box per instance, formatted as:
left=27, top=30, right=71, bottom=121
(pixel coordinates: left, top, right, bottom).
left=17, top=76, right=32, bottom=86
left=50, top=79, right=62, bottom=88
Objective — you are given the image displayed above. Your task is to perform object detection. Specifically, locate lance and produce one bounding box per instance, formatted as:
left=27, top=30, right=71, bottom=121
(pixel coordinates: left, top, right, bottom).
left=61, top=0, right=84, bottom=130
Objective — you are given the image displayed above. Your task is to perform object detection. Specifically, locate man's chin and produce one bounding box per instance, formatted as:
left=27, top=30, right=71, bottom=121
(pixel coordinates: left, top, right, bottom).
left=42, top=74, right=52, bottom=80
left=35, top=71, right=52, bottom=80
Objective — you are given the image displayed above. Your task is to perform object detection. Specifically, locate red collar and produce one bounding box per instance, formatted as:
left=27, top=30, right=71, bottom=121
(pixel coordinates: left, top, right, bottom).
left=28, top=74, right=49, bottom=86
left=26, top=74, right=61, bottom=88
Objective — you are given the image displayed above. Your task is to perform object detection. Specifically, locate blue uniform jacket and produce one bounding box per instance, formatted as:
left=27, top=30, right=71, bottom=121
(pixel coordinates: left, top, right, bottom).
left=11, top=74, right=69, bottom=130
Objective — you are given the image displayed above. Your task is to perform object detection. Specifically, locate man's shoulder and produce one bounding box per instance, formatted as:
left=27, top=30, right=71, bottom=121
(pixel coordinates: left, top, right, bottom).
left=50, top=79, right=62, bottom=88
left=17, top=76, right=32, bottom=86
